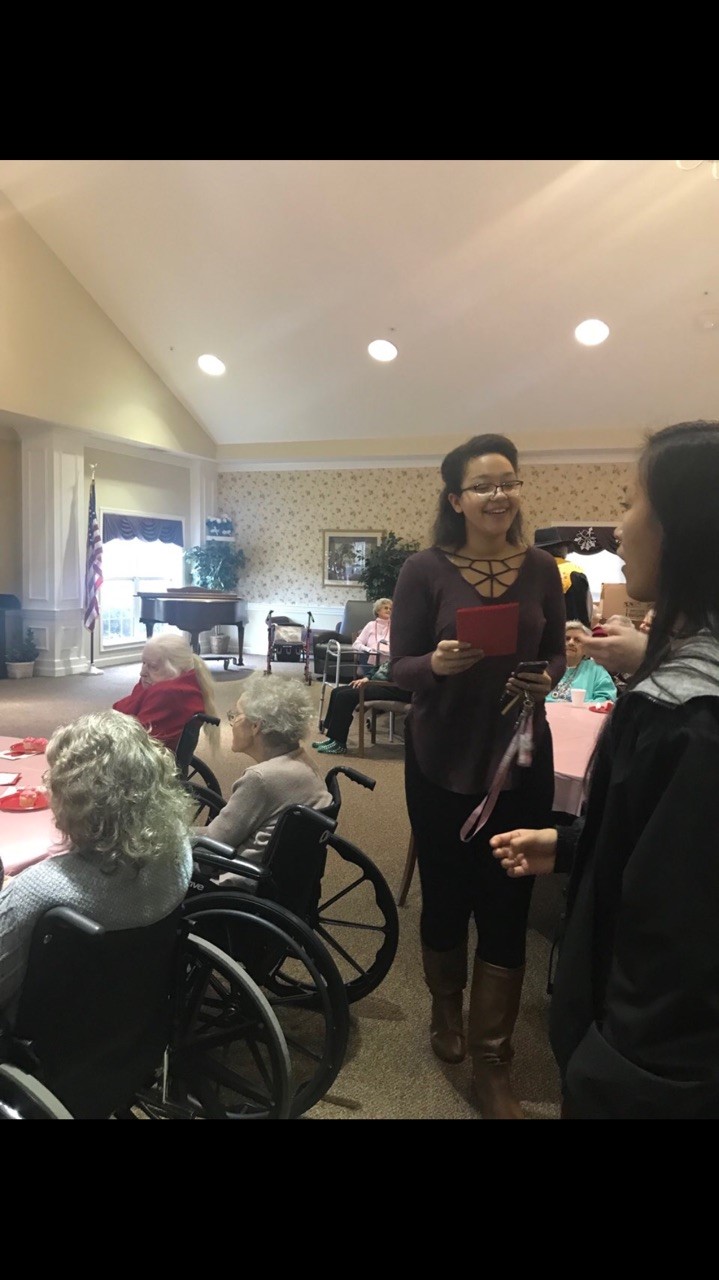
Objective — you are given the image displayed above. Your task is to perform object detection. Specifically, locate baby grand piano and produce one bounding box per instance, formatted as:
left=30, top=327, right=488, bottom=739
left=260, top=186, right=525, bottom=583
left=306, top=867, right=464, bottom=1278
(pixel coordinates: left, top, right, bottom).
left=137, top=589, right=249, bottom=667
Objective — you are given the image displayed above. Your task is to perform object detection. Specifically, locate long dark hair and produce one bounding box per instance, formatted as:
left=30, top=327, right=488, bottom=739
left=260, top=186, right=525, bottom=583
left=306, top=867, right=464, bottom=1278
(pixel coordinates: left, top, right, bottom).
left=627, top=419, right=719, bottom=690
left=431, top=433, right=525, bottom=550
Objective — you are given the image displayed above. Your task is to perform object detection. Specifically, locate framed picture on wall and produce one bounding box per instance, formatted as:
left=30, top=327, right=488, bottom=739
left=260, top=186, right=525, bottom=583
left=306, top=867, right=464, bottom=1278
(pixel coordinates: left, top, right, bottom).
left=323, top=531, right=383, bottom=587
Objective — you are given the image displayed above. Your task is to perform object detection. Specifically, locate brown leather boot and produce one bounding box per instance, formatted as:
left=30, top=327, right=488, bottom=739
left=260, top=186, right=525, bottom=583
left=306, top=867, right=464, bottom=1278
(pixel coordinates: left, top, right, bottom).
left=467, top=959, right=525, bottom=1119
left=421, top=941, right=468, bottom=1064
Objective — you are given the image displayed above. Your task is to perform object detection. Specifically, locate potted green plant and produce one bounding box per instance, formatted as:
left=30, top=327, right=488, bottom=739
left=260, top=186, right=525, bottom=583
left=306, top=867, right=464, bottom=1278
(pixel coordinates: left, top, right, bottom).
left=357, top=532, right=419, bottom=601
left=183, top=543, right=246, bottom=652
left=6, top=628, right=39, bottom=678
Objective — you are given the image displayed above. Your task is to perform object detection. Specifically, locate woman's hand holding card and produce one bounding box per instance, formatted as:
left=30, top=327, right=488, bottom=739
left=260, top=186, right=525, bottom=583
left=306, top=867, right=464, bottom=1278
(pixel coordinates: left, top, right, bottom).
left=431, top=638, right=484, bottom=677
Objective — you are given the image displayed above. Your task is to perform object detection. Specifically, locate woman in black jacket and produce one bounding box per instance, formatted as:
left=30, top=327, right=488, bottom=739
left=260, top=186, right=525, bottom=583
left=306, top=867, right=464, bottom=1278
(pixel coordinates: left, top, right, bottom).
left=492, top=419, right=719, bottom=1119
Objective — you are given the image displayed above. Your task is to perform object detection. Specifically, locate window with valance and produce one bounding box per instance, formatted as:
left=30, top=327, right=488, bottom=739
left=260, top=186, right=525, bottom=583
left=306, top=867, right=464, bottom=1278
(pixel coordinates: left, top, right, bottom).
left=100, top=513, right=185, bottom=650
left=102, top=514, right=183, bottom=546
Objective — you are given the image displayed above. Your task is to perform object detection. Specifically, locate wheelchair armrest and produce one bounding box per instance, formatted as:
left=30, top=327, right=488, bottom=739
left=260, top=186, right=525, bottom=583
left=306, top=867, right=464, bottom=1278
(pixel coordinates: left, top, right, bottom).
left=191, top=851, right=262, bottom=881
left=39, top=906, right=106, bottom=937
left=190, top=839, right=263, bottom=882
left=190, top=834, right=234, bottom=858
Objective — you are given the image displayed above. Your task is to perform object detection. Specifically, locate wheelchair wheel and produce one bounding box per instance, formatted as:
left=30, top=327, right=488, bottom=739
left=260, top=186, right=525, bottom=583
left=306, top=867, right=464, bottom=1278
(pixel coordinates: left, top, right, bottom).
left=137, top=933, right=293, bottom=1119
left=186, top=781, right=225, bottom=827
left=0, top=1063, right=74, bottom=1119
left=186, top=754, right=222, bottom=797
left=310, top=833, right=399, bottom=1004
left=182, top=897, right=349, bottom=1117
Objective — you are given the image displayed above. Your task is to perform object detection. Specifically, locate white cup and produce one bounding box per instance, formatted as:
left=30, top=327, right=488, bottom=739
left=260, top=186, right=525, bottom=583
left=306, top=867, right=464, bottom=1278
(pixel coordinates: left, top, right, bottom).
left=570, top=687, right=586, bottom=707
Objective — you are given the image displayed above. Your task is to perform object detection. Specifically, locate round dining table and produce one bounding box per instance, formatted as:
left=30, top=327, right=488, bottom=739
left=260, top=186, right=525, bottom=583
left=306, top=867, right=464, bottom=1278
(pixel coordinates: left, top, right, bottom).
left=0, top=736, right=62, bottom=879
left=545, top=699, right=608, bottom=816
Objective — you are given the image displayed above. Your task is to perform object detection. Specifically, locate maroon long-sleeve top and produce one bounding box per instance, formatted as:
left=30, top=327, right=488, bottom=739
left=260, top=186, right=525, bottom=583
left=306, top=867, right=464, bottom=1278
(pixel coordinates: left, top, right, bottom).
left=391, top=546, right=567, bottom=795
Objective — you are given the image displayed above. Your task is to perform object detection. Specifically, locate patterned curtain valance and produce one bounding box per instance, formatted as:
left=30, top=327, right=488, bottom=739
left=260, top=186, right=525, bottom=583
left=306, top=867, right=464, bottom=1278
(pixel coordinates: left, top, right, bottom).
left=556, top=525, right=618, bottom=556
left=102, top=514, right=184, bottom=546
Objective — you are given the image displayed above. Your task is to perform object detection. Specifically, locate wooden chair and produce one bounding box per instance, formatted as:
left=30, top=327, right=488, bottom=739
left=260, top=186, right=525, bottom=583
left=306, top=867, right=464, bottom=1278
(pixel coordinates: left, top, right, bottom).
left=356, top=684, right=410, bottom=757
left=396, top=832, right=417, bottom=907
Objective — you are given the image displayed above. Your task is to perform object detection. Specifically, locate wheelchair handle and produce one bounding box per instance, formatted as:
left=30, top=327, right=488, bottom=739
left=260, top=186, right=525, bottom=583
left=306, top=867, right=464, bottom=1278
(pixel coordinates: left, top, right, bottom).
left=325, top=765, right=376, bottom=792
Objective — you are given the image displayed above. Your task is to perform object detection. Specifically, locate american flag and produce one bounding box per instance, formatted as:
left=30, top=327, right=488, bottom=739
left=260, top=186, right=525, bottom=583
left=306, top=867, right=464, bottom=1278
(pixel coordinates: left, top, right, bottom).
left=84, top=477, right=103, bottom=630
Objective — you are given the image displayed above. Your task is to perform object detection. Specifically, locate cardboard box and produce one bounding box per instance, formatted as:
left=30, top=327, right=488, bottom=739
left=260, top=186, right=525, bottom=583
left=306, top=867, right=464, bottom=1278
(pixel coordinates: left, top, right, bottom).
left=600, top=583, right=650, bottom=627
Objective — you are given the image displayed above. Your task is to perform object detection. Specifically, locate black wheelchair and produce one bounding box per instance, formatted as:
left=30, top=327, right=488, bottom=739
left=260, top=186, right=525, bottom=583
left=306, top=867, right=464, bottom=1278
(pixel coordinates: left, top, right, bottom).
left=185, top=765, right=400, bottom=1115
left=187, top=763, right=400, bottom=1000
left=188, top=812, right=350, bottom=1118
left=0, top=902, right=294, bottom=1119
left=175, top=711, right=223, bottom=802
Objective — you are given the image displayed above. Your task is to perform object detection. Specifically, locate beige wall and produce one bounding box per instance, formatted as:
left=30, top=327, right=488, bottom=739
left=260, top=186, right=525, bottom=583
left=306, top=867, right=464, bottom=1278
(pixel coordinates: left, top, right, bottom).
left=0, top=192, right=215, bottom=460
left=0, top=431, right=192, bottom=612
left=219, top=459, right=633, bottom=606
left=0, top=430, right=21, bottom=596
left=86, top=447, right=191, bottom=521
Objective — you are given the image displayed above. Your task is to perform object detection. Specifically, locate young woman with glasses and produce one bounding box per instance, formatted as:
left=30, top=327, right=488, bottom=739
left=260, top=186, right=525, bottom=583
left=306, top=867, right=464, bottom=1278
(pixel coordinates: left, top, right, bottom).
left=390, top=433, right=567, bottom=1119
left=492, top=420, right=719, bottom=1119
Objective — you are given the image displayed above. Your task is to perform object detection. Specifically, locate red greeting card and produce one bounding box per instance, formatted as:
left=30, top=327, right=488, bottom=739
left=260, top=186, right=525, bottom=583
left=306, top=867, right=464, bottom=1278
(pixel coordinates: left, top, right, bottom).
left=455, top=602, right=519, bottom=657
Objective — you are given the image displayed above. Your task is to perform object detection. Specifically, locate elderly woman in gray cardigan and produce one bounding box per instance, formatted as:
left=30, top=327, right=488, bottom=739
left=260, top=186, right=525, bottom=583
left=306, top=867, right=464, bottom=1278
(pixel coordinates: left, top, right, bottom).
left=202, top=672, right=332, bottom=865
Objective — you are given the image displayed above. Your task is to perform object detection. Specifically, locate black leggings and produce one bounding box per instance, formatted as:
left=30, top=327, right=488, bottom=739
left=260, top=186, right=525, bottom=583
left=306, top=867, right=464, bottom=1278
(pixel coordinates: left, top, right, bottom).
left=404, top=718, right=554, bottom=969
left=322, top=681, right=411, bottom=745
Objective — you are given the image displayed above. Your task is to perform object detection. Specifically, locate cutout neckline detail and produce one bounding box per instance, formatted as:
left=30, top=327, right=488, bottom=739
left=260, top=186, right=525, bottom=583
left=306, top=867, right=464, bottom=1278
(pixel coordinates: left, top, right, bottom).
left=442, top=547, right=527, bottom=601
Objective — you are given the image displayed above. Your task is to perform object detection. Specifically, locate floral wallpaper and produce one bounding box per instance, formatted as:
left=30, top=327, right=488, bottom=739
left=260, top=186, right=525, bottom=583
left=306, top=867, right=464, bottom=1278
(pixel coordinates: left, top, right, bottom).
left=218, top=461, right=634, bottom=605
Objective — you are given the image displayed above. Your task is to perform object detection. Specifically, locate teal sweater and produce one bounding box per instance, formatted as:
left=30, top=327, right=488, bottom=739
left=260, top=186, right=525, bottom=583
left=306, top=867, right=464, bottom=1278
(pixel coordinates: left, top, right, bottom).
left=546, top=657, right=617, bottom=704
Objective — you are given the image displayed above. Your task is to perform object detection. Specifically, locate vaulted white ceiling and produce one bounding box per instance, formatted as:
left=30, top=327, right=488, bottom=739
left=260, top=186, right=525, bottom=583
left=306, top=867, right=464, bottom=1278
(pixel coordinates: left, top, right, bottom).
left=1, top=158, right=717, bottom=460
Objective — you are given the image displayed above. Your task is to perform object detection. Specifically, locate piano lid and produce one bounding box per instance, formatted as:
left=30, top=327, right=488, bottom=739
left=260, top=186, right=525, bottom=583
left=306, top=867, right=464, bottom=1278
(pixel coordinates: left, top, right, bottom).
left=138, top=589, right=243, bottom=600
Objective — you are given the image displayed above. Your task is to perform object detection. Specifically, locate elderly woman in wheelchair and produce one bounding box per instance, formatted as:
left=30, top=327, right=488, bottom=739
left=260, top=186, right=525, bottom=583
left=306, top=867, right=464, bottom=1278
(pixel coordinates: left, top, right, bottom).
left=200, top=672, right=331, bottom=882
left=0, top=710, right=193, bottom=1025
left=113, top=632, right=219, bottom=754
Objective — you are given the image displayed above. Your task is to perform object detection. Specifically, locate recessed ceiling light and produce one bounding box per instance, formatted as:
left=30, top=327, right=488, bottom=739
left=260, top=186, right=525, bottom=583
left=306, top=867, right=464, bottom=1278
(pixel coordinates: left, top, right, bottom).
left=368, top=339, right=398, bottom=363
left=574, top=319, right=610, bottom=347
left=198, top=353, right=226, bottom=376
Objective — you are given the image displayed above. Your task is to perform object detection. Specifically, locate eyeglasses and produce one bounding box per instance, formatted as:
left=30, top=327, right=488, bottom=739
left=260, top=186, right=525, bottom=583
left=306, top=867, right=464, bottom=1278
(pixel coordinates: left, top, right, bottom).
left=459, top=481, right=524, bottom=497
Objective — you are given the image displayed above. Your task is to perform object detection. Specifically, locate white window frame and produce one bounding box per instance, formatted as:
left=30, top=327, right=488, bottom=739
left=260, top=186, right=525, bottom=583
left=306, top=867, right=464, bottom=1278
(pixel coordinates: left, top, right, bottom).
left=98, top=507, right=185, bottom=653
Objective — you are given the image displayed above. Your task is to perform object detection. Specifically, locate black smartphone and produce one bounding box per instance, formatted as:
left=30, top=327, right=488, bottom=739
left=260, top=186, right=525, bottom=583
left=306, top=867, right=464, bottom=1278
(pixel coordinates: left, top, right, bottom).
left=499, top=660, right=548, bottom=712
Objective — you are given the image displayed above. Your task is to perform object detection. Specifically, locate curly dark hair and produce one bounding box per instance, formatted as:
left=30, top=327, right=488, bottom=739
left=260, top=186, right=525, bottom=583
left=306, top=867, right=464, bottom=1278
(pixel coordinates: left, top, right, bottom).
left=431, top=433, right=525, bottom=550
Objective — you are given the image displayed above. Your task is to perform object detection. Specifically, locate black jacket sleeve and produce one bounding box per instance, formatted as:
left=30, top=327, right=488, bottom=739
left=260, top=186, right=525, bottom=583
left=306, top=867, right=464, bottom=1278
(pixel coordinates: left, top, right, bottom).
left=564, top=705, right=719, bottom=1118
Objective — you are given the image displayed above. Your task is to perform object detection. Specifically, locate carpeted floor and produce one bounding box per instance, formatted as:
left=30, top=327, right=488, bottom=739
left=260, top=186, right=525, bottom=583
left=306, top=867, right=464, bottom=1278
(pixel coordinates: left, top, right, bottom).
left=0, top=654, right=564, bottom=1120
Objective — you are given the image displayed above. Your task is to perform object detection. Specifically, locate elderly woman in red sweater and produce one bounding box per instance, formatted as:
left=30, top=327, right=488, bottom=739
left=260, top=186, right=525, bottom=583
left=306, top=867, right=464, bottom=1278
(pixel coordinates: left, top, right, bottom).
left=113, top=633, right=219, bottom=753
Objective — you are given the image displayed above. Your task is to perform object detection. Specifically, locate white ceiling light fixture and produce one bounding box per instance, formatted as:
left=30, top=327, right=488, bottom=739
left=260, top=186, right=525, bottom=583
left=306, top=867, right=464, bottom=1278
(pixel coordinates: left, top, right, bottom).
left=368, top=338, right=398, bottom=363
left=675, top=160, right=719, bottom=180
left=197, top=353, right=226, bottom=376
left=574, top=318, right=610, bottom=347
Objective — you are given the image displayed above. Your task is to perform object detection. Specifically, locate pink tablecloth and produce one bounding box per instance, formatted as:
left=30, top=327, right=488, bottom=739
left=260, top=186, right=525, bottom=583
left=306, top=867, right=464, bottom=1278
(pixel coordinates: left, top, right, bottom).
left=0, top=736, right=62, bottom=877
left=545, top=702, right=607, bottom=816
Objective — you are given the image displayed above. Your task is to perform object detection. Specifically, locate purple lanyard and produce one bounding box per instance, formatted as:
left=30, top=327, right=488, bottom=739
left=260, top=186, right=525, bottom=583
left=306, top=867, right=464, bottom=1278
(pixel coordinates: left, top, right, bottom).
left=459, top=701, right=535, bottom=843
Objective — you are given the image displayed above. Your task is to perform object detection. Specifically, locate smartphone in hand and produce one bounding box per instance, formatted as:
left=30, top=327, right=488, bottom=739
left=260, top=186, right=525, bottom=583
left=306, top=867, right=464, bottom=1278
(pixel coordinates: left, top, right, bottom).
left=499, top=660, right=548, bottom=712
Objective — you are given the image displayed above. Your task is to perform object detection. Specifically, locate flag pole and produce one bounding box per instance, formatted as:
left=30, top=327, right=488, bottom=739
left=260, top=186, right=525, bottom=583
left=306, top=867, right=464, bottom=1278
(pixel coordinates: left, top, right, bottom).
left=86, top=464, right=103, bottom=675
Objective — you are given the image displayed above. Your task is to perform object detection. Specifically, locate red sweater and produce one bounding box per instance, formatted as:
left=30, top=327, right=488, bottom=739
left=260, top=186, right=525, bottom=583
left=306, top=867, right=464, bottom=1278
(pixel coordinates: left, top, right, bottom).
left=113, top=669, right=206, bottom=752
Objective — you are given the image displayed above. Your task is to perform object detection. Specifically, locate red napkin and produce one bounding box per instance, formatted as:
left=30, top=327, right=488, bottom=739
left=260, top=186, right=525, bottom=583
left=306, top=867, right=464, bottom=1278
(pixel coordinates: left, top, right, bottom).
left=9, top=737, right=48, bottom=755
